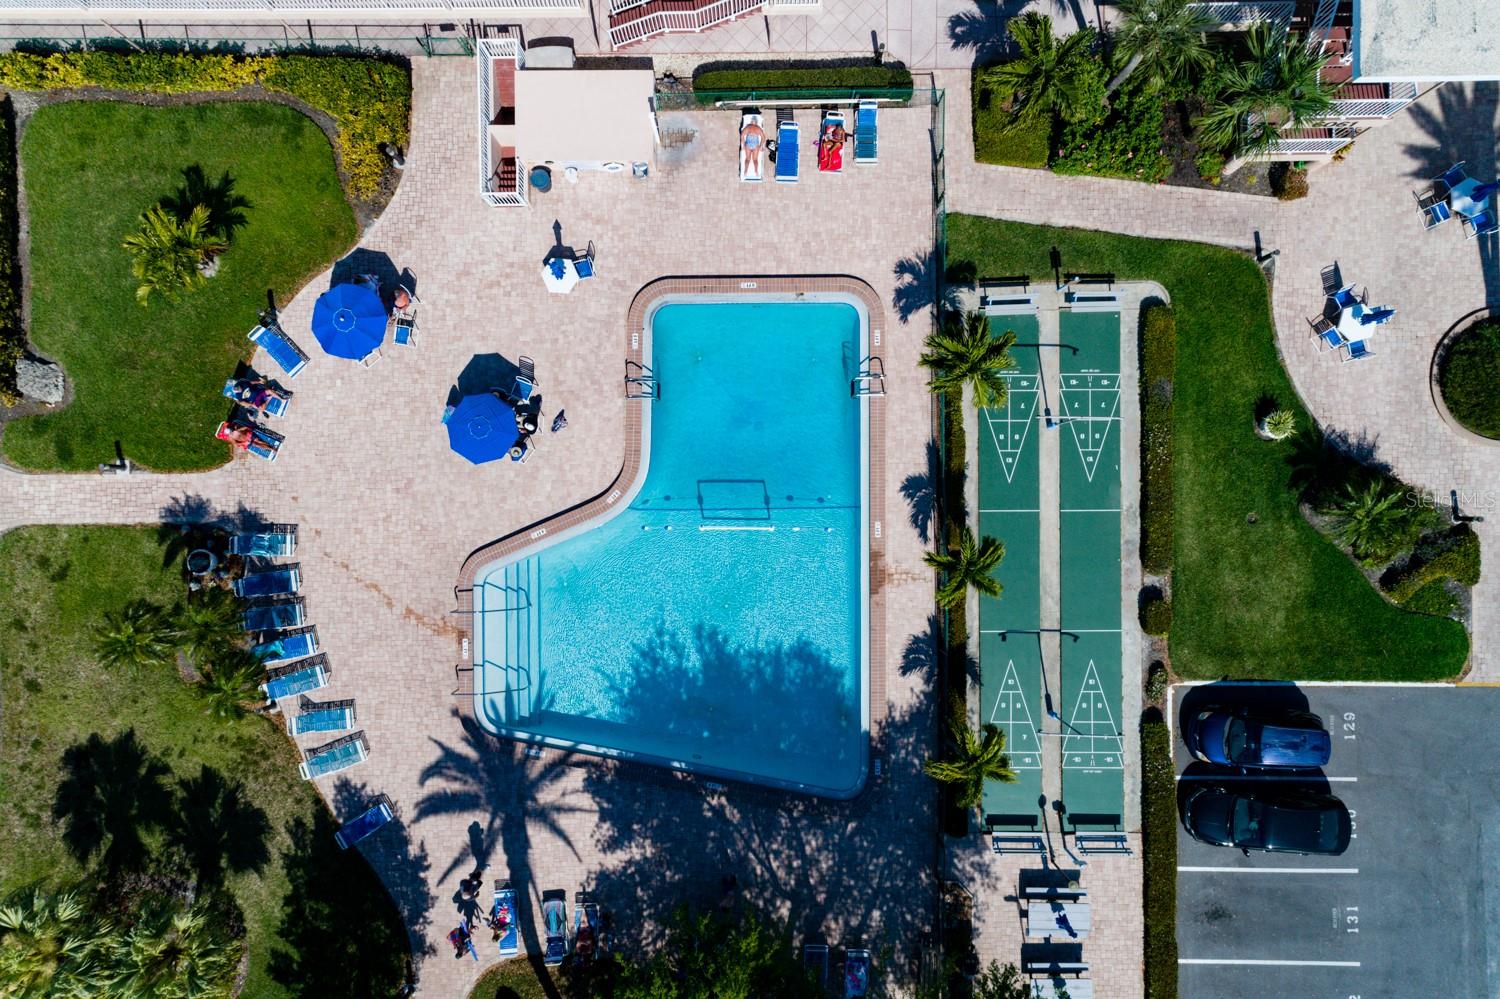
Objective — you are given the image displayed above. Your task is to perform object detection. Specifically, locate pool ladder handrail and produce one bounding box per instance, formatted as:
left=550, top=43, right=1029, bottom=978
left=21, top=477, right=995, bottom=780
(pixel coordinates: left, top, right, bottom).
left=852, top=355, right=886, bottom=397
left=626, top=360, right=659, bottom=400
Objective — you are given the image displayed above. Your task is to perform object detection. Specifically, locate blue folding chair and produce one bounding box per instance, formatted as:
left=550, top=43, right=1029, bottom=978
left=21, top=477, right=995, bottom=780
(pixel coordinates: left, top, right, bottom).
left=248, top=323, right=308, bottom=379
left=1342, top=339, right=1373, bottom=362
left=1465, top=211, right=1499, bottom=239
left=1308, top=316, right=1342, bottom=351
left=1439, top=161, right=1468, bottom=195
left=1329, top=284, right=1361, bottom=310
left=573, top=242, right=596, bottom=281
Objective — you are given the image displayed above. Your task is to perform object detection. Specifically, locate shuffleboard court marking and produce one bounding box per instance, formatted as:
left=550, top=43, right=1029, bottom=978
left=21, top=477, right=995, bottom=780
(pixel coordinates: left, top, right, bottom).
left=1059, top=373, right=1120, bottom=483
left=1061, top=661, right=1123, bottom=770
left=987, top=660, right=1042, bottom=769
left=1179, top=959, right=1361, bottom=967
left=982, top=372, right=1040, bottom=484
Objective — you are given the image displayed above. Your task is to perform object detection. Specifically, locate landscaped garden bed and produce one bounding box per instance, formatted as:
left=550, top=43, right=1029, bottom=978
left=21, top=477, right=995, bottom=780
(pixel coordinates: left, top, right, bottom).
left=0, top=525, right=411, bottom=997
left=1436, top=314, right=1500, bottom=439
left=946, top=215, right=1470, bottom=681
left=690, top=60, right=914, bottom=104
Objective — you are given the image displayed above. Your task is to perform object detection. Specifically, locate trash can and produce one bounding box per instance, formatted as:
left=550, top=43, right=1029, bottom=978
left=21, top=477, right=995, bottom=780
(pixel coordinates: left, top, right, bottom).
left=529, top=166, right=552, bottom=193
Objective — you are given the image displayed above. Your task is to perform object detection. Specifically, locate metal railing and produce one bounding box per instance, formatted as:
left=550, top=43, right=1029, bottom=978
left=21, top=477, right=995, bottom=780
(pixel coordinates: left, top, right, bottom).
left=652, top=85, right=925, bottom=110
left=1189, top=0, right=1293, bottom=28
left=1267, top=125, right=1356, bottom=156
left=0, top=21, right=477, bottom=52
left=477, top=37, right=526, bottom=207
left=0, top=0, right=583, bottom=10
left=608, top=0, right=762, bottom=49
left=1328, top=81, right=1418, bottom=119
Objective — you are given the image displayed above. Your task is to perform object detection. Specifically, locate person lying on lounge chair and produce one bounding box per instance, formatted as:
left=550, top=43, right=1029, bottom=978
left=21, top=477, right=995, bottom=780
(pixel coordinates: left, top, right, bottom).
left=217, top=422, right=258, bottom=451
left=742, top=120, right=767, bottom=174
left=228, top=376, right=288, bottom=415
left=392, top=286, right=412, bottom=311
left=820, top=121, right=847, bottom=148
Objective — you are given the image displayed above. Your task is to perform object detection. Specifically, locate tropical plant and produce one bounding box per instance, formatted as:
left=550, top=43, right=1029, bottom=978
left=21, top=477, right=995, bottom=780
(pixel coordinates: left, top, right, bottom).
left=972, top=961, right=1038, bottom=999
left=105, top=902, right=238, bottom=999
left=0, top=888, right=109, bottom=998
left=924, top=697, right=1018, bottom=808
left=1195, top=22, right=1336, bottom=156
left=1326, top=477, right=1421, bottom=563
left=920, top=309, right=1019, bottom=408
left=981, top=13, right=1099, bottom=123
left=197, top=648, right=264, bottom=721
left=1260, top=408, right=1296, bottom=440
left=1111, top=0, right=1216, bottom=93
left=176, top=587, right=244, bottom=666
left=122, top=203, right=228, bottom=305
left=925, top=525, right=1006, bottom=610
left=94, top=599, right=179, bottom=673
left=617, top=905, right=817, bottom=999
left=162, top=165, right=250, bottom=241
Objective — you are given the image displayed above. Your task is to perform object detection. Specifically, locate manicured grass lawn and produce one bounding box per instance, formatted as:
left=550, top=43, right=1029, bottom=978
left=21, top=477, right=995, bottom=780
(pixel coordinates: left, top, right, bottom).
left=3, top=101, right=355, bottom=471
left=0, top=526, right=406, bottom=997
left=468, top=959, right=562, bottom=999
left=947, top=215, right=1470, bottom=681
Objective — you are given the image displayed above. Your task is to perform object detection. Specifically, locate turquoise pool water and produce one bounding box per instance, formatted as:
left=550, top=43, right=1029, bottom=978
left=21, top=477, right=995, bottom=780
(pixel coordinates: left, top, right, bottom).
left=472, top=299, right=868, bottom=797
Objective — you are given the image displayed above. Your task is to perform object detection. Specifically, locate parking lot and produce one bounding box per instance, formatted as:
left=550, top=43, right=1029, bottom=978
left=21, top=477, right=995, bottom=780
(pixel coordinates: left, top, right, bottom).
left=1173, top=683, right=1500, bottom=999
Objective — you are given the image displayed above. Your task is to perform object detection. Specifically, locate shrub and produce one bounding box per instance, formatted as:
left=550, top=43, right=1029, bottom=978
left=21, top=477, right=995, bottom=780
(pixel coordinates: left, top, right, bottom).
left=1381, top=525, right=1482, bottom=602
left=1439, top=317, right=1500, bottom=438
left=1271, top=163, right=1309, bottom=200
left=1052, top=74, right=1170, bottom=183
left=0, top=97, right=20, bottom=405
left=1260, top=408, right=1296, bottom=440
left=1140, top=593, right=1173, bottom=636
left=1140, top=304, right=1176, bottom=574
left=1401, top=579, right=1459, bottom=618
left=1142, top=721, right=1177, bottom=999
left=692, top=64, right=913, bottom=103
left=1145, top=661, right=1168, bottom=704
left=972, top=75, right=1051, bottom=168
left=0, top=52, right=410, bottom=199
left=1194, top=149, right=1225, bottom=184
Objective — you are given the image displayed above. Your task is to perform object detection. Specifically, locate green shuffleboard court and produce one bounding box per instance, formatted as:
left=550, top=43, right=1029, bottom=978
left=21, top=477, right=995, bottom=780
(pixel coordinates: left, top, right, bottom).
left=978, top=311, right=1043, bottom=818
left=1058, top=309, right=1125, bottom=823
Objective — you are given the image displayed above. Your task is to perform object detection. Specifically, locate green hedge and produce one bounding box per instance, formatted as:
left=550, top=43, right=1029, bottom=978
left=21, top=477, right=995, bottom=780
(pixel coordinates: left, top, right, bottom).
left=1401, top=579, right=1459, bottom=618
left=1140, top=594, right=1173, bottom=636
left=972, top=72, right=1050, bottom=168
left=1439, top=318, right=1500, bottom=438
left=0, top=99, right=19, bottom=405
left=0, top=52, right=409, bottom=199
left=1052, top=75, right=1170, bottom=184
left=691, top=64, right=913, bottom=104
left=1380, top=525, right=1482, bottom=602
left=1142, top=721, right=1178, bottom=999
left=1141, top=304, right=1176, bottom=575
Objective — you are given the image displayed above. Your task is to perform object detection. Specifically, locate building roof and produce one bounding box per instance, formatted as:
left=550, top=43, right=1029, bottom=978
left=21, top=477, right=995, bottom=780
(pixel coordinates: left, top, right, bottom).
left=512, top=69, right=657, bottom=165
left=1354, top=0, right=1500, bottom=82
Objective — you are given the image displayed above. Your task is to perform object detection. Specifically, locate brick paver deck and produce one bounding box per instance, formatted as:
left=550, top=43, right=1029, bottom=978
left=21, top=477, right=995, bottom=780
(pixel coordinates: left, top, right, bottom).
left=0, top=58, right=941, bottom=997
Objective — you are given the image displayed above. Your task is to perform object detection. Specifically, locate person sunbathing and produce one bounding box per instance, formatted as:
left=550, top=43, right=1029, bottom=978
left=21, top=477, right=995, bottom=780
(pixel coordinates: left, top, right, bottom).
left=742, top=120, right=766, bottom=173
left=217, top=422, right=257, bottom=450
left=229, top=376, right=286, bottom=415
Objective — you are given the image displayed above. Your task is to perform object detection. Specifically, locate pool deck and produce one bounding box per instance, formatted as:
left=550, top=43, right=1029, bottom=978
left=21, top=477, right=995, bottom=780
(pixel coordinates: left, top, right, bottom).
left=0, top=58, right=940, bottom=996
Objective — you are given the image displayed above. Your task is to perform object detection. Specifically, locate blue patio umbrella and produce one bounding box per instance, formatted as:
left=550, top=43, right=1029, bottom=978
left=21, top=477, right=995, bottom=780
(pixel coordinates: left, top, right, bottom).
left=311, top=283, right=387, bottom=360
left=447, top=393, right=520, bottom=464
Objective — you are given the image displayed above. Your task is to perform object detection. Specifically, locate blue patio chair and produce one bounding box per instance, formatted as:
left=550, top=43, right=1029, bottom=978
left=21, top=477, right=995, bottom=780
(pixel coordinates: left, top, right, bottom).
left=510, top=355, right=537, bottom=405
left=1329, top=284, right=1358, bottom=310
left=573, top=242, right=596, bottom=280
left=233, top=564, right=301, bottom=599
left=298, top=732, right=369, bottom=780
left=1465, top=211, right=1499, bottom=239
left=248, top=323, right=308, bottom=379
left=1341, top=339, right=1373, bottom=362
left=1438, top=161, right=1468, bottom=195
left=1414, top=189, right=1452, bottom=229
left=1308, top=315, right=1342, bottom=351
left=262, top=655, right=329, bottom=702
left=288, top=696, right=355, bottom=736
left=775, top=120, right=800, bottom=183
left=854, top=100, right=878, bottom=164
left=334, top=796, right=395, bottom=850
left=392, top=285, right=418, bottom=347
left=251, top=625, right=318, bottom=665
left=230, top=526, right=297, bottom=557
left=242, top=599, right=305, bottom=634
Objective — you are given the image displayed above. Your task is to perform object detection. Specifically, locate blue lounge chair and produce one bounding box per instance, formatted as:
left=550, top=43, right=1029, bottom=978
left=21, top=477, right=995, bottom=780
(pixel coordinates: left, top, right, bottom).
left=542, top=891, right=567, bottom=967
left=248, top=323, right=308, bottom=379
left=229, top=526, right=297, bottom=558
left=775, top=120, right=800, bottom=183
left=223, top=378, right=290, bottom=418
left=288, top=696, right=355, bottom=736
left=233, top=564, right=301, bottom=599
left=242, top=599, right=305, bottom=634
left=493, top=882, right=520, bottom=958
left=845, top=948, right=871, bottom=998
left=217, top=421, right=283, bottom=462
left=298, top=732, right=368, bottom=780
left=334, top=796, right=394, bottom=850
left=854, top=101, right=878, bottom=164
left=250, top=625, right=318, bottom=665
left=1342, top=339, right=1373, bottom=362
left=804, top=944, right=829, bottom=986
left=262, top=655, right=329, bottom=701
left=574, top=894, right=602, bottom=963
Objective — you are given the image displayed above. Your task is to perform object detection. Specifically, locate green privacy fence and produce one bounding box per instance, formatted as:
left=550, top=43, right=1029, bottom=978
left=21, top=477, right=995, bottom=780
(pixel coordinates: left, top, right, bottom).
left=654, top=85, right=934, bottom=110
left=0, top=24, right=474, bottom=56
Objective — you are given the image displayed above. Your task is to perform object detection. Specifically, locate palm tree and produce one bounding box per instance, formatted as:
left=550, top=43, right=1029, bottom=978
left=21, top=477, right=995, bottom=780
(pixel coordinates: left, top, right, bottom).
left=1196, top=22, right=1336, bottom=156
left=1327, top=477, right=1419, bottom=562
left=197, top=648, right=263, bottom=721
left=0, top=888, right=110, bottom=997
left=925, top=524, right=1006, bottom=610
left=920, top=310, right=1019, bottom=409
left=924, top=698, right=1018, bottom=809
left=122, top=204, right=228, bottom=305
left=106, top=903, right=238, bottom=999
left=94, top=600, right=179, bottom=674
left=1111, top=0, right=1216, bottom=93
left=1259, top=408, right=1297, bottom=440
left=176, top=588, right=244, bottom=667
left=980, top=13, right=1098, bottom=123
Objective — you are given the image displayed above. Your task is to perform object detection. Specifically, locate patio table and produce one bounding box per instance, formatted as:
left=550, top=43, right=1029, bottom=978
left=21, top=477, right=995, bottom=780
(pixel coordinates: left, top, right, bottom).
left=1026, top=901, right=1091, bottom=940
left=1450, top=177, right=1493, bottom=218
left=541, top=257, right=579, bottom=294
left=1337, top=303, right=1375, bottom=339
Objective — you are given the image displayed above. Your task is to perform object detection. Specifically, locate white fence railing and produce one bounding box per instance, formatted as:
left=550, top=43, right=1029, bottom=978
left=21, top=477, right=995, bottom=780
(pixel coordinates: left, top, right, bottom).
left=1188, top=0, right=1293, bottom=28
left=1328, top=82, right=1418, bottom=120
left=1268, top=127, right=1356, bottom=156
left=609, top=0, right=761, bottom=48
left=3, top=0, right=583, bottom=11
left=477, top=38, right=526, bottom=208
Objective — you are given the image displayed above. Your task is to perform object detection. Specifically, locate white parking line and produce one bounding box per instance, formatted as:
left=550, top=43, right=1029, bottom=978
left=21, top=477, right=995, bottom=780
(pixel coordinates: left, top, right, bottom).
left=1179, top=959, right=1361, bottom=967
left=1177, top=867, right=1358, bottom=874
left=1176, top=774, right=1359, bottom=782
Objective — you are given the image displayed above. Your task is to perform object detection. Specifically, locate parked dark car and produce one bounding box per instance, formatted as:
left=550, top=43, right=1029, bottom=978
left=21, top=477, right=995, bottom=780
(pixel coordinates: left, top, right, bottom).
left=1185, top=707, right=1331, bottom=769
left=1182, top=786, right=1352, bottom=856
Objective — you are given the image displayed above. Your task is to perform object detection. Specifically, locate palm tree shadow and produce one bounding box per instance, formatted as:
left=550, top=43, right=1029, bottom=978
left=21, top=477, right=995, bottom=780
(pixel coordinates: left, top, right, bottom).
left=1400, top=81, right=1500, bottom=309
left=900, top=440, right=940, bottom=543
left=52, top=729, right=174, bottom=874
left=894, top=249, right=961, bottom=324
left=166, top=764, right=272, bottom=887
left=946, top=0, right=1030, bottom=68
left=161, top=165, right=250, bottom=242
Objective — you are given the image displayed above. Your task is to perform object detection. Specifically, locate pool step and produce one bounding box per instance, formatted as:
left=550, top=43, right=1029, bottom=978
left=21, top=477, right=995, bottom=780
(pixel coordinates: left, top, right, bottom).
left=485, top=557, right=542, bottom=725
